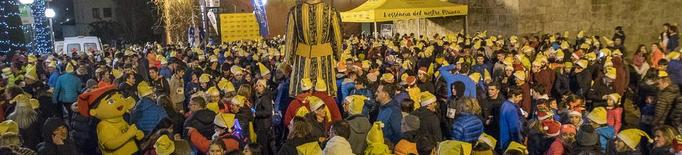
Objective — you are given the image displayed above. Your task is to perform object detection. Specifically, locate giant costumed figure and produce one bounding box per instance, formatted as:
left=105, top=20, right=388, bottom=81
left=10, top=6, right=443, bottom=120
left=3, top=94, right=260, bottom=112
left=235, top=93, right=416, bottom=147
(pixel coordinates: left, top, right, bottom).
left=77, top=85, right=143, bottom=154
left=284, top=0, right=343, bottom=97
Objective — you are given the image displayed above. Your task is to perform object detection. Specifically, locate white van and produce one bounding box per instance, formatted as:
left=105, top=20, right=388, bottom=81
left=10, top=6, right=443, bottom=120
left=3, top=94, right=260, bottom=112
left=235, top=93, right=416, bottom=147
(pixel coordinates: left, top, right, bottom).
left=54, top=36, right=102, bottom=56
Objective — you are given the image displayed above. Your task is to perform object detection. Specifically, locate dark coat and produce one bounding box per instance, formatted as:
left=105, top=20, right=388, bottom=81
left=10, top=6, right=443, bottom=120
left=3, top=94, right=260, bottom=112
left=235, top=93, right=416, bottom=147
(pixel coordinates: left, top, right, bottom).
left=277, top=136, right=319, bottom=155
left=69, top=113, right=99, bottom=155
left=411, top=107, right=442, bottom=155
left=254, top=90, right=274, bottom=132
left=184, top=109, right=216, bottom=138
left=37, top=118, right=81, bottom=155
left=655, top=84, right=682, bottom=125
left=587, top=78, right=614, bottom=108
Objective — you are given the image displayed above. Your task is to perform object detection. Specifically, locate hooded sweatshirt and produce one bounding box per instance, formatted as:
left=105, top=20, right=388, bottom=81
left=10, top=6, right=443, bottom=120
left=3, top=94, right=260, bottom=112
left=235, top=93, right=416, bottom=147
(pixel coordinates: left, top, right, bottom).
left=37, top=118, right=81, bottom=155
left=346, top=115, right=371, bottom=154
left=183, top=109, right=216, bottom=138
left=323, top=136, right=355, bottom=155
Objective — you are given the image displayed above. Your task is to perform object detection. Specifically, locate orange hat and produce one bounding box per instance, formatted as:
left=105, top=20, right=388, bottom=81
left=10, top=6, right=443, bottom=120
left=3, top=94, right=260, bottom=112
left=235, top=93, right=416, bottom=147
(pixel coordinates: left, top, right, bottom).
left=77, top=85, right=117, bottom=117
left=337, top=62, right=347, bottom=72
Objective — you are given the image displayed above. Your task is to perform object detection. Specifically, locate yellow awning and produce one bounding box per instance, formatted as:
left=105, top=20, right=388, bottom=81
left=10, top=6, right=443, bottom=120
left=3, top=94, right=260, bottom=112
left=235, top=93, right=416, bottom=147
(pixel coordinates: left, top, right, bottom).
left=341, top=0, right=468, bottom=22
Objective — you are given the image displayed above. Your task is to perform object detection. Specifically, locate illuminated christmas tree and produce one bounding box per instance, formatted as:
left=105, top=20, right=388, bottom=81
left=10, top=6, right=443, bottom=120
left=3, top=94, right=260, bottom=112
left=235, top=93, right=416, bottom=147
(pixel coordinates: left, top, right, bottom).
left=0, top=0, right=27, bottom=52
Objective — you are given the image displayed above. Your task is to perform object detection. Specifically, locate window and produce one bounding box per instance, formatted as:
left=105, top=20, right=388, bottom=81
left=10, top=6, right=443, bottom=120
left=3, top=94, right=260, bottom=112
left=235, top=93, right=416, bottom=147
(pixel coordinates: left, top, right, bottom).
left=92, top=8, right=100, bottom=18
left=103, top=8, right=112, bottom=18
left=84, top=43, right=97, bottom=51
left=66, top=43, right=81, bottom=53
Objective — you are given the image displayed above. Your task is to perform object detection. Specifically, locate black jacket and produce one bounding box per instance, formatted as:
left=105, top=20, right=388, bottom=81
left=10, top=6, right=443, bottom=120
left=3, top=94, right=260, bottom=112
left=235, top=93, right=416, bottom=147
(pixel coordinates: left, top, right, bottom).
left=573, top=69, right=593, bottom=96
left=236, top=107, right=254, bottom=139
left=481, top=95, right=504, bottom=139
left=68, top=113, right=99, bottom=154
left=254, top=90, right=274, bottom=131
left=277, top=136, right=318, bottom=155
left=184, top=109, right=216, bottom=138
left=587, top=78, right=614, bottom=108
left=37, top=118, right=80, bottom=155
left=411, top=107, right=442, bottom=155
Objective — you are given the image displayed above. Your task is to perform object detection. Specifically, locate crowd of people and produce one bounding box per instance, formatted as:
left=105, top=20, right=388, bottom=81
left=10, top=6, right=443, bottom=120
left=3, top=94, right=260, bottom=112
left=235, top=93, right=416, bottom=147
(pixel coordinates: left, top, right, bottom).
left=0, top=23, right=681, bottom=155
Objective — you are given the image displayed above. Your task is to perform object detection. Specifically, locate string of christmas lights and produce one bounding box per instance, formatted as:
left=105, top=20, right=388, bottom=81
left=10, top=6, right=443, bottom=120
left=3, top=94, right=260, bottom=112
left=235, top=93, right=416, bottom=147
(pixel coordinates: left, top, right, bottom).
left=0, top=0, right=27, bottom=52
left=32, top=0, right=52, bottom=54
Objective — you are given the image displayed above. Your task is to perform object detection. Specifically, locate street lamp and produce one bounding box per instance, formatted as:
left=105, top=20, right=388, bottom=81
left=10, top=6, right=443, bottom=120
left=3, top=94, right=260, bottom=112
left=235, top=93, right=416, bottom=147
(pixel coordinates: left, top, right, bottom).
left=19, top=0, right=34, bottom=4
left=45, top=8, right=55, bottom=52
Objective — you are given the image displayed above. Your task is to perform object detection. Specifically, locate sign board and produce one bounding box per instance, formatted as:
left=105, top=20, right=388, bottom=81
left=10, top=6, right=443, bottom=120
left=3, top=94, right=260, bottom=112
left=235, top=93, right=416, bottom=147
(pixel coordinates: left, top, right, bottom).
left=206, top=0, right=220, bottom=7
left=19, top=4, right=33, bottom=25
left=381, top=24, right=393, bottom=38
left=219, top=13, right=261, bottom=42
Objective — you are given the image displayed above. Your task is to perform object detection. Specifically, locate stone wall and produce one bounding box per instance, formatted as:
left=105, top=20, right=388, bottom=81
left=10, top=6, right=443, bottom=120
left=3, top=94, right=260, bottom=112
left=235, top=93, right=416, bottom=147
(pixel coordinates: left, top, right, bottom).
left=392, top=0, right=682, bottom=51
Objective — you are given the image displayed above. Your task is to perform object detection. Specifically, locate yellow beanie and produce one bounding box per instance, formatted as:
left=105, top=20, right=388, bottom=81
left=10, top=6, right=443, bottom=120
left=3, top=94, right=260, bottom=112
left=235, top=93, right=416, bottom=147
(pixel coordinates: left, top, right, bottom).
left=605, top=93, right=621, bottom=105
left=505, top=141, right=528, bottom=155
left=367, top=122, right=386, bottom=145
left=218, top=79, right=236, bottom=93
left=659, top=70, right=669, bottom=78
left=24, top=65, right=38, bottom=80
left=300, top=78, right=313, bottom=91
left=306, top=96, right=325, bottom=111
left=295, top=106, right=310, bottom=117
left=137, top=81, right=154, bottom=97
left=667, top=51, right=681, bottom=60
left=437, top=140, right=472, bottom=155
left=231, top=66, right=244, bottom=75
left=617, top=129, right=653, bottom=150
left=605, top=67, right=617, bottom=79
left=469, top=72, right=482, bottom=83
left=112, top=69, right=123, bottom=79
left=199, top=74, right=211, bottom=83
left=214, top=113, right=236, bottom=129
left=154, top=135, right=175, bottom=155
left=420, top=91, right=437, bottom=107
left=563, top=62, right=573, bottom=69
left=65, top=62, right=75, bottom=73
left=345, top=95, right=367, bottom=115
left=513, top=71, right=526, bottom=81
left=588, top=107, right=607, bottom=124
left=576, top=60, right=589, bottom=69
left=381, top=73, right=394, bottom=83
left=231, top=95, right=247, bottom=107
left=257, top=62, right=270, bottom=76
left=207, top=87, right=220, bottom=96
left=478, top=133, right=497, bottom=150
left=0, top=120, right=19, bottom=134
left=585, top=53, right=597, bottom=61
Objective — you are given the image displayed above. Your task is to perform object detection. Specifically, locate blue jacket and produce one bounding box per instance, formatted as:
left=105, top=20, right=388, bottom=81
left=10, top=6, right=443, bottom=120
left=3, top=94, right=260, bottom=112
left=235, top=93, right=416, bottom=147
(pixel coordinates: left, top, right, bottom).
left=159, top=66, right=172, bottom=79
left=595, top=126, right=615, bottom=152
left=377, top=99, right=402, bottom=143
left=131, top=96, right=168, bottom=135
left=450, top=113, right=484, bottom=143
left=48, top=71, right=60, bottom=88
left=340, top=79, right=356, bottom=105
left=498, top=100, right=523, bottom=152
left=336, top=77, right=345, bottom=104
left=667, top=60, right=682, bottom=85
left=439, top=65, right=477, bottom=97
left=52, top=73, right=82, bottom=103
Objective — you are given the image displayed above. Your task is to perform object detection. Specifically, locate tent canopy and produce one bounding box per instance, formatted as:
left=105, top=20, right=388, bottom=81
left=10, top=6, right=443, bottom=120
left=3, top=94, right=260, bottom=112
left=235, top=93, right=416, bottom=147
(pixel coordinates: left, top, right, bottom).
left=341, top=0, right=468, bottom=22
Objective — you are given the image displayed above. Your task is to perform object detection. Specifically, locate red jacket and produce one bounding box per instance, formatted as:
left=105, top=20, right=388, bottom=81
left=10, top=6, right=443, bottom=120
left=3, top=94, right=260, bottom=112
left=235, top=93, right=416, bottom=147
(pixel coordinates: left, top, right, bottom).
left=607, top=107, right=623, bottom=133
left=520, top=83, right=532, bottom=113
left=312, top=91, right=342, bottom=122
left=188, top=128, right=241, bottom=153
left=545, top=138, right=564, bottom=155
left=284, top=93, right=312, bottom=127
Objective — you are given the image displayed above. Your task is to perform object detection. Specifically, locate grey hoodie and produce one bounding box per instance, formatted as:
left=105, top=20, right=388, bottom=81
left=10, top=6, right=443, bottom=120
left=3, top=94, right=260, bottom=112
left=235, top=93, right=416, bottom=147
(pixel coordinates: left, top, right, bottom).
left=346, top=115, right=371, bottom=155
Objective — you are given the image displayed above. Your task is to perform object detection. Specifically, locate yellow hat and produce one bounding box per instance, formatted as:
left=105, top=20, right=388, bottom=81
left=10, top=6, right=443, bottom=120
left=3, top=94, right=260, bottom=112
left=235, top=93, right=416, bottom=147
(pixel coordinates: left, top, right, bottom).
left=207, top=87, right=220, bottom=96
left=218, top=79, right=236, bottom=93
left=560, top=41, right=569, bottom=49
left=345, top=95, right=367, bottom=115
left=300, top=78, right=313, bottom=91
left=361, top=60, right=371, bottom=69
left=231, top=95, right=247, bottom=107
left=576, top=60, right=588, bottom=69
left=469, top=72, right=482, bottom=83
left=513, top=71, right=526, bottom=81
left=588, top=107, right=607, bottom=124
left=12, top=94, right=39, bottom=110
left=556, top=49, right=565, bottom=59
left=617, top=129, right=653, bottom=150
left=27, top=54, right=37, bottom=63
left=214, top=113, right=236, bottom=129
left=612, top=49, right=623, bottom=57
left=605, top=67, right=617, bottom=79
left=158, top=55, right=168, bottom=65
left=199, top=74, right=211, bottom=83
left=112, top=69, right=123, bottom=79
left=504, top=141, right=528, bottom=155
left=314, top=77, right=327, bottom=92
left=209, top=55, right=218, bottom=63
left=230, top=66, right=244, bottom=75
left=420, top=91, right=437, bottom=107
left=47, top=61, right=57, bottom=68
left=154, top=135, right=175, bottom=155
left=24, top=65, right=37, bottom=80
left=367, top=122, right=385, bottom=144
left=503, top=57, right=514, bottom=66
left=65, top=62, right=75, bottom=73
left=564, top=62, right=573, bottom=68
left=257, top=62, right=270, bottom=75
left=381, top=73, right=394, bottom=83
left=0, top=120, right=19, bottom=134
left=580, top=43, right=590, bottom=49
left=478, top=133, right=497, bottom=150
left=437, top=140, right=472, bottom=155
left=659, top=70, right=669, bottom=78
left=667, top=51, right=681, bottom=60
left=600, top=48, right=612, bottom=57
left=585, top=53, right=597, bottom=61
left=605, top=93, right=621, bottom=105
left=604, top=37, right=614, bottom=46
left=137, top=81, right=154, bottom=97
left=295, top=106, right=310, bottom=117
left=577, top=31, right=586, bottom=38
left=306, top=96, right=325, bottom=111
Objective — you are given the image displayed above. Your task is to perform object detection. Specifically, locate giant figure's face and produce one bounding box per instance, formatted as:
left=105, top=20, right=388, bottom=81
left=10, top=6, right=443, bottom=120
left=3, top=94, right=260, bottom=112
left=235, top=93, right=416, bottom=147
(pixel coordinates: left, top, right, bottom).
left=90, top=93, right=135, bottom=119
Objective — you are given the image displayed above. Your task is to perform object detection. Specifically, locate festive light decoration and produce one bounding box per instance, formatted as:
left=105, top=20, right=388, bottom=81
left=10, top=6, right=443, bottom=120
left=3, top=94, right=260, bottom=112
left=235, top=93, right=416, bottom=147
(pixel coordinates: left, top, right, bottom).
left=31, top=0, right=52, bottom=54
left=154, top=0, right=198, bottom=44
left=0, top=0, right=27, bottom=52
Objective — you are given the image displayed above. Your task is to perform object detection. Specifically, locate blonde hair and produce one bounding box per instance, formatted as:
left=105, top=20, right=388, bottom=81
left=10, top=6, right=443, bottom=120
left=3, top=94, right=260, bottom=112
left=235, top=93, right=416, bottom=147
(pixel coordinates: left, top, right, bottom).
left=456, top=97, right=481, bottom=115
left=8, top=104, right=38, bottom=129
left=0, top=132, right=22, bottom=146
left=654, top=125, right=680, bottom=145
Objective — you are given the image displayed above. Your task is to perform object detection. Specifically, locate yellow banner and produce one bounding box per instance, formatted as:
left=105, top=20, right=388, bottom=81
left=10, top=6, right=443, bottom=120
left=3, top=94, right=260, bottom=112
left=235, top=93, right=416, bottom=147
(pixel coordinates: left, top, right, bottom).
left=220, top=13, right=261, bottom=42
left=341, top=0, right=468, bottom=22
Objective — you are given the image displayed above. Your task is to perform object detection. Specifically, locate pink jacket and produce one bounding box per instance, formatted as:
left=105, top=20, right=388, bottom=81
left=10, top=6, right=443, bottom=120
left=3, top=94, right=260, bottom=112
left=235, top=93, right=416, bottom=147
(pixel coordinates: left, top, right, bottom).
left=607, top=107, right=623, bottom=133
